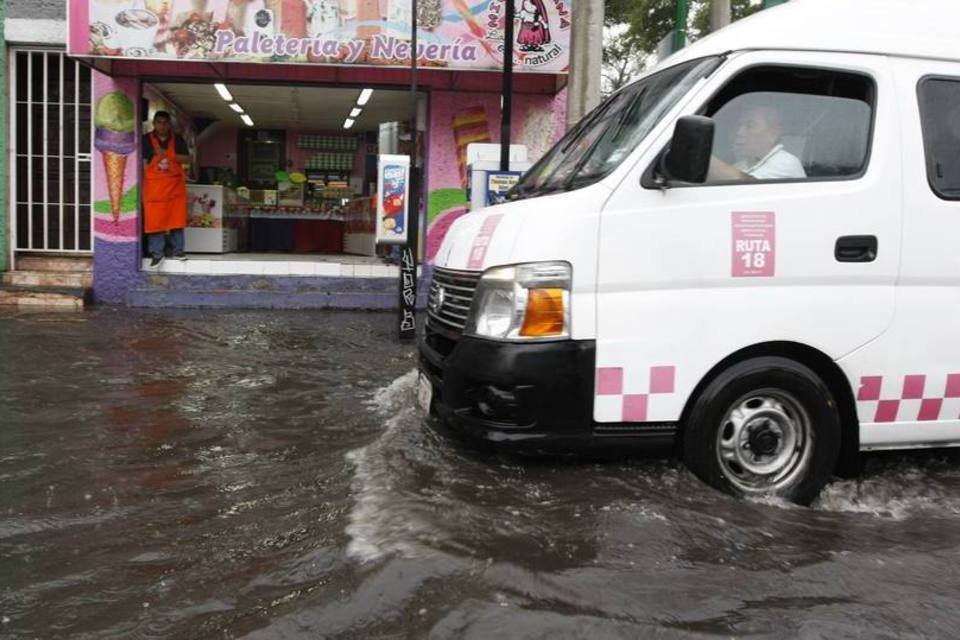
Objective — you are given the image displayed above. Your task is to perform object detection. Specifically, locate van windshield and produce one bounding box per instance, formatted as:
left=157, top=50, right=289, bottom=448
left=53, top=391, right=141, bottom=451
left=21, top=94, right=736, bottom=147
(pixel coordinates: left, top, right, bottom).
left=509, top=57, right=720, bottom=200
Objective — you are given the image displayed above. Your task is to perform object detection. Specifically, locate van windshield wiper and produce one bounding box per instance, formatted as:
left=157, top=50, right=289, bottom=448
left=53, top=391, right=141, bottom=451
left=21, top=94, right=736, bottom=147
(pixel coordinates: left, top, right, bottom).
left=507, top=181, right=567, bottom=201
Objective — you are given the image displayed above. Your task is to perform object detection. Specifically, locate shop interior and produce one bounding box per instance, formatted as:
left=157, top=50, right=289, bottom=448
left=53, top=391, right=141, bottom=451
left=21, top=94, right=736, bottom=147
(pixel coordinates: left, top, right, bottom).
left=140, top=81, right=423, bottom=274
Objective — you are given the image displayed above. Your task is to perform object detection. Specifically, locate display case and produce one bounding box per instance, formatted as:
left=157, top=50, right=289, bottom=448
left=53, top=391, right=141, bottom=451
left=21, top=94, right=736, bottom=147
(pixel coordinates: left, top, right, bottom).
left=278, top=183, right=304, bottom=207
left=185, top=185, right=244, bottom=253
left=344, top=195, right=376, bottom=256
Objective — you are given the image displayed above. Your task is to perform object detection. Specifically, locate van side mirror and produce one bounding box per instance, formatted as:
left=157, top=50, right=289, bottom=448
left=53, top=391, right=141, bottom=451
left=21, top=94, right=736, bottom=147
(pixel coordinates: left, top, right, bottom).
left=660, top=116, right=715, bottom=184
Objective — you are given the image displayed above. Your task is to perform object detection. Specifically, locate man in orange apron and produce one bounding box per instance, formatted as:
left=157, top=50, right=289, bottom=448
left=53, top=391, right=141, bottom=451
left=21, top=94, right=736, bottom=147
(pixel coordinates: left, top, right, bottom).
left=143, top=111, right=190, bottom=268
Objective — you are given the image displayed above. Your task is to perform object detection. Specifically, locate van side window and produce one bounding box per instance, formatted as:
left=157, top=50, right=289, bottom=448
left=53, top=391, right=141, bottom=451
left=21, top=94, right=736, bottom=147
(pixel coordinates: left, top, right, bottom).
left=918, top=78, right=960, bottom=200
left=702, top=67, right=874, bottom=184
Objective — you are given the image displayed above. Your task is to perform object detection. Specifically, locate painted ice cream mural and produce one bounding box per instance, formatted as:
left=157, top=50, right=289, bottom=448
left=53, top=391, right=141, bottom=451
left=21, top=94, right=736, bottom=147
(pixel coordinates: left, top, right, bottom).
left=90, top=73, right=141, bottom=305
left=95, top=92, right=136, bottom=221
left=425, top=104, right=490, bottom=262
left=71, top=0, right=572, bottom=73
left=453, top=105, right=491, bottom=186
left=425, top=91, right=567, bottom=263
left=93, top=80, right=139, bottom=244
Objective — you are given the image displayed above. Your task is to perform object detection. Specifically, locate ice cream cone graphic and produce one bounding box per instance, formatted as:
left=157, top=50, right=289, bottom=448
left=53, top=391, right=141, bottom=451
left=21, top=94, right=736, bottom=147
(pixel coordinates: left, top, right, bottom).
left=93, top=92, right=137, bottom=223
left=452, top=106, right=491, bottom=186
left=102, top=152, right=128, bottom=221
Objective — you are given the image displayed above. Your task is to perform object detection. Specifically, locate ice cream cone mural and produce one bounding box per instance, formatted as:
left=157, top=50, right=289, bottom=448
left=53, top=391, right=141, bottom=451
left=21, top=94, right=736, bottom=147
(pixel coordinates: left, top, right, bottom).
left=94, top=91, right=137, bottom=223
left=452, top=106, right=491, bottom=187
left=90, top=74, right=140, bottom=304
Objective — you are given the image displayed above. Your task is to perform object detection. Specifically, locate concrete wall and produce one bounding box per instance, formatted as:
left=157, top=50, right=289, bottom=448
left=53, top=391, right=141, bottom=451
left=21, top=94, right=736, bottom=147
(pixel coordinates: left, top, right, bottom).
left=1, top=0, right=6, bottom=272
left=566, top=0, right=603, bottom=126
left=5, top=0, right=66, bottom=20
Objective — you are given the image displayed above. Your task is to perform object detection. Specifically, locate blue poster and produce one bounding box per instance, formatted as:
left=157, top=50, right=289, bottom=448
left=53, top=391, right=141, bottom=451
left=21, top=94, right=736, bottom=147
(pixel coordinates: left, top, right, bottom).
left=485, top=171, right=522, bottom=206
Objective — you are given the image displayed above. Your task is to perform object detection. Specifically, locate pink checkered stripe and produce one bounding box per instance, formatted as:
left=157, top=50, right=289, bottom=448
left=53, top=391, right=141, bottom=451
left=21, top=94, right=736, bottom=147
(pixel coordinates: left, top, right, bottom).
left=466, top=214, right=503, bottom=269
left=596, top=365, right=676, bottom=422
left=857, top=373, right=960, bottom=423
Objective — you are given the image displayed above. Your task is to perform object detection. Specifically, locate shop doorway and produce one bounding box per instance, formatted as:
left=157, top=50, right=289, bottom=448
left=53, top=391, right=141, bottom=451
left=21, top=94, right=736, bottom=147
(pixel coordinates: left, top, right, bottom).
left=139, top=81, right=423, bottom=276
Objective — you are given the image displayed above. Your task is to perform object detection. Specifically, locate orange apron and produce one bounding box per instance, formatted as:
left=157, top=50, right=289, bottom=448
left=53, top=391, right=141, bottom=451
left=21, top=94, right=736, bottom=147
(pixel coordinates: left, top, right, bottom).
left=143, top=133, right=187, bottom=234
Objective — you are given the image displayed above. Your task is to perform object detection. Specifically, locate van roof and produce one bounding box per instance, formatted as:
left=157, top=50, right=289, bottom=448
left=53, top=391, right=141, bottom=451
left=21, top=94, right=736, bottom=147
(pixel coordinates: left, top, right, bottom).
left=659, top=0, right=960, bottom=71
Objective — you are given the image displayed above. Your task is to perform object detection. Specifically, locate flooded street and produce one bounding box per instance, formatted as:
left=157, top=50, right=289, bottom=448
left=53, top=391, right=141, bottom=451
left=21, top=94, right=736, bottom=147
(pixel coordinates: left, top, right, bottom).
left=4, top=309, right=960, bottom=639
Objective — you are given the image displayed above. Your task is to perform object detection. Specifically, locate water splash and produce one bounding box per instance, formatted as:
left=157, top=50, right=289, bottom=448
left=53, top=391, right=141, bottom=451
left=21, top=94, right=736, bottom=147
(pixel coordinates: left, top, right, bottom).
left=346, top=370, right=430, bottom=562
left=815, top=457, right=960, bottom=519
left=365, top=369, right=419, bottom=416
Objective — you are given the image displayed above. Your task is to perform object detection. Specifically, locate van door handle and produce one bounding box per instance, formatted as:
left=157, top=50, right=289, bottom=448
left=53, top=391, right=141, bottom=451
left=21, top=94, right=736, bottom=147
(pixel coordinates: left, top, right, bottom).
left=835, top=235, right=878, bottom=262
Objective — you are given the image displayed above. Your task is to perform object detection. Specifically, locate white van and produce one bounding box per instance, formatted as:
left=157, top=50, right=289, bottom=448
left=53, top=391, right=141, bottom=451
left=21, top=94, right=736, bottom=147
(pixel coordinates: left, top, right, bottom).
left=418, top=0, right=960, bottom=504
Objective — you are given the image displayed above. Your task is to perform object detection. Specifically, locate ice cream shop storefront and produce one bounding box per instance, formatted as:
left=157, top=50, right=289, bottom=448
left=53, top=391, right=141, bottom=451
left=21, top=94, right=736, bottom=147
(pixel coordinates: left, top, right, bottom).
left=66, top=0, right=571, bottom=308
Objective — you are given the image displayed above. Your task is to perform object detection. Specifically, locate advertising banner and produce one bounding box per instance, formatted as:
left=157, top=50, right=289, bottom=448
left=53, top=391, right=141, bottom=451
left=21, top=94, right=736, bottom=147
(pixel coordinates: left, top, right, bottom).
left=67, top=0, right=571, bottom=74
left=376, top=154, right=410, bottom=245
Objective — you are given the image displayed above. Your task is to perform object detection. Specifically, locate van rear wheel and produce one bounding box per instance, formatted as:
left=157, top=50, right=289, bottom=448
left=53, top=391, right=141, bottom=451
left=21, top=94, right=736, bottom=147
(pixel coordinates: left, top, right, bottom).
left=682, top=357, right=841, bottom=505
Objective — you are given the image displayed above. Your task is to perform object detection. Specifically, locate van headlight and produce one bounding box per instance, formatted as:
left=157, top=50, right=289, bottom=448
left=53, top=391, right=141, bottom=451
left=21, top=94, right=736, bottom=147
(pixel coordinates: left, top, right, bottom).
left=464, top=261, right=571, bottom=341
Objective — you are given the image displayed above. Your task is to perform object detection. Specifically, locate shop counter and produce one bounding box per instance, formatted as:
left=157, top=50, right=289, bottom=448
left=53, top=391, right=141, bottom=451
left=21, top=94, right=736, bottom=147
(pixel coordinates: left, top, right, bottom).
left=246, top=209, right=345, bottom=253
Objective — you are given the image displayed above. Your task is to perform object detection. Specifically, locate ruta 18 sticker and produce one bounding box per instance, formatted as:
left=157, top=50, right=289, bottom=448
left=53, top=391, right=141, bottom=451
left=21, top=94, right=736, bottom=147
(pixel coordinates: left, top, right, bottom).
left=732, top=212, right=775, bottom=277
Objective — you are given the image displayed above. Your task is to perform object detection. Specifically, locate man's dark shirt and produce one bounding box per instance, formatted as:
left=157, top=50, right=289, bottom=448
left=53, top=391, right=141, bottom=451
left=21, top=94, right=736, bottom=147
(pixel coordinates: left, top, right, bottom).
left=142, top=133, right=189, bottom=163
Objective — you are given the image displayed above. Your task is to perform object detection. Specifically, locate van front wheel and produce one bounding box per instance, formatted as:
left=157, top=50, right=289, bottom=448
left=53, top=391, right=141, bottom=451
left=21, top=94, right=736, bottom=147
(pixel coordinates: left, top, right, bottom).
left=682, top=357, right=841, bottom=505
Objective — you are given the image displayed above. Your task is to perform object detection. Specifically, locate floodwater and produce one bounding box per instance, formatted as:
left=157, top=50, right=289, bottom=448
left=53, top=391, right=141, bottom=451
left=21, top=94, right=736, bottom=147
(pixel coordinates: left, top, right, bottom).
left=3, top=309, right=960, bottom=639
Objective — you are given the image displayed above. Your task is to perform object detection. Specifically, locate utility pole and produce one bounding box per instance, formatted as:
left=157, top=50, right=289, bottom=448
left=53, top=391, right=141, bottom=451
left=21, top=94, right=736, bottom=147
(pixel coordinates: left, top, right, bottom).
left=710, top=0, right=731, bottom=32
left=500, top=0, right=515, bottom=171
left=566, top=0, right=604, bottom=127
left=672, top=0, right=689, bottom=53
left=398, top=0, right=419, bottom=342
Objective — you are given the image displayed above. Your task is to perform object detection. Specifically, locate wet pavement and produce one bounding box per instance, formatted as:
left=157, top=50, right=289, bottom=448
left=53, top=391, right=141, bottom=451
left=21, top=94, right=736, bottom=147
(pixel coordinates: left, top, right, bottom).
left=3, top=308, right=960, bottom=639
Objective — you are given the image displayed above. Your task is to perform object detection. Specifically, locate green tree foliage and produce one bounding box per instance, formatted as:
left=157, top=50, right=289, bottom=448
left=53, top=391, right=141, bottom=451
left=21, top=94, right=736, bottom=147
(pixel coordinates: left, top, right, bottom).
left=691, top=0, right=763, bottom=39
left=606, top=0, right=676, bottom=54
left=607, top=0, right=763, bottom=57
left=602, top=25, right=649, bottom=93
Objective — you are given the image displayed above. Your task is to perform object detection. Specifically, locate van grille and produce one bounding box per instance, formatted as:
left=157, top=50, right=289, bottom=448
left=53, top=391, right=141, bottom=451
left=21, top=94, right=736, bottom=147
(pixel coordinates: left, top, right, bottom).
left=426, top=267, right=482, bottom=333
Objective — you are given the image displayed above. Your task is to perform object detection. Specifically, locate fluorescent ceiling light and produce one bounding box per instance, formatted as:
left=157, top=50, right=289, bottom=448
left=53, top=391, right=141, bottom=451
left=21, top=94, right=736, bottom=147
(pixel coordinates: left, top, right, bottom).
left=241, top=114, right=254, bottom=127
left=349, top=107, right=362, bottom=118
left=214, top=83, right=233, bottom=102
left=229, top=103, right=244, bottom=113
left=343, top=118, right=355, bottom=130
left=357, top=88, right=373, bottom=106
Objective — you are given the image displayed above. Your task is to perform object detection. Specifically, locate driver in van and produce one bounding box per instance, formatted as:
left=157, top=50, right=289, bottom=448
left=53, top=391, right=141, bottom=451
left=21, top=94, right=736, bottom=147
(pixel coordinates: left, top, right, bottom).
left=708, top=104, right=806, bottom=181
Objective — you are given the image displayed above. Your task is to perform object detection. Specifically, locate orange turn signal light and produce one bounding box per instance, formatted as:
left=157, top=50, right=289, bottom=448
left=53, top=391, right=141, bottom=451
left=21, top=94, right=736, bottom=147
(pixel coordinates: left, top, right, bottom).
left=520, top=288, right=566, bottom=337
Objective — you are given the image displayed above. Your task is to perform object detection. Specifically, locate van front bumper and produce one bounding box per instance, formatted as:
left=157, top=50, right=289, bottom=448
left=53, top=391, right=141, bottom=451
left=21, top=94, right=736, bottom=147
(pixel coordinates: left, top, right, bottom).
left=418, top=323, right=677, bottom=453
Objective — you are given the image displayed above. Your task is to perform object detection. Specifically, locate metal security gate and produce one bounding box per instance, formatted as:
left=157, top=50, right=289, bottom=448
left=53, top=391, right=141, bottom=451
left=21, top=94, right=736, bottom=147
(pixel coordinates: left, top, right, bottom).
left=10, top=49, right=94, bottom=254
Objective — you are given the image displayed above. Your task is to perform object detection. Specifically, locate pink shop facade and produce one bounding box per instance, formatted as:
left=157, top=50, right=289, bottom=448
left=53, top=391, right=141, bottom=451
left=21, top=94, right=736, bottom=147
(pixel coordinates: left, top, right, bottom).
left=66, top=0, right=571, bottom=307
